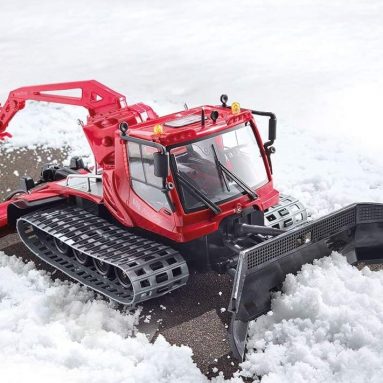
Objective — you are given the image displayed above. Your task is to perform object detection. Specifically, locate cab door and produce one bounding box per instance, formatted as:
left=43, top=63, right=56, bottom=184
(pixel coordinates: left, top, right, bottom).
left=126, top=140, right=177, bottom=237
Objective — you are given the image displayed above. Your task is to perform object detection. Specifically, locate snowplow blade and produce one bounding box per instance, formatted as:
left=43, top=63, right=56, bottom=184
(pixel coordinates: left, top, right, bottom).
left=229, top=202, right=383, bottom=360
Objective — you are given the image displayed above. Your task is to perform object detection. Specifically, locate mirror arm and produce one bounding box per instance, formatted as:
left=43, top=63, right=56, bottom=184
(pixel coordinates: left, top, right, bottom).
left=162, top=176, right=175, bottom=212
left=250, top=110, right=276, bottom=120
left=250, top=110, right=277, bottom=174
left=263, top=140, right=275, bottom=174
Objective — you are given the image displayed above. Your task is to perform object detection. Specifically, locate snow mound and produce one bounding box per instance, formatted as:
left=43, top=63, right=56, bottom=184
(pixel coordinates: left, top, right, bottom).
left=2, top=101, right=91, bottom=159
left=3, top=251, right=383, bottom=383
left=0, top=252, right=207, bottom=383
left=242, top=253, right=383, bottom=383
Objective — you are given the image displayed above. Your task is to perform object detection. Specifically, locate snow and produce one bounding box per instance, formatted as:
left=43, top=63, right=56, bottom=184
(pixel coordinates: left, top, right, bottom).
left=0, top=252, right=208, bottom=383
left=1, top=0, right=382, bottom=216
left=2, top=102, right=91, bottom=160
left=1, top=0, right=383, bottom=382
left=242, top=253, right=383, bottom=383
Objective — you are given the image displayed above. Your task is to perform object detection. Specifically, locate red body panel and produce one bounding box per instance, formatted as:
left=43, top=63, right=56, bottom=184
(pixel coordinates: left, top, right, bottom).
left=0, top=81, right=280, bottom=244
left=0, top=200, right=11, bottom=227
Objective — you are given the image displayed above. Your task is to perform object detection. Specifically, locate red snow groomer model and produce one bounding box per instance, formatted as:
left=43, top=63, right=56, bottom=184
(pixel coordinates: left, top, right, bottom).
left=1, top=81, right=382, bottom=359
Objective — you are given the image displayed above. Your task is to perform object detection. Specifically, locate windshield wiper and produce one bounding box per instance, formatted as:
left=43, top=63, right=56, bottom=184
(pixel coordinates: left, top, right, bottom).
left=211, top=144, right=230, bottom=193
left=211, top=145, right=258, bottom=200
left=176, top=172, right=222, bottom=215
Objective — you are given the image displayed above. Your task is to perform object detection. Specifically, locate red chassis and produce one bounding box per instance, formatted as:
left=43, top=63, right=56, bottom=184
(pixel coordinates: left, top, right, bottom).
left=0, top=80, right=279, bottom=243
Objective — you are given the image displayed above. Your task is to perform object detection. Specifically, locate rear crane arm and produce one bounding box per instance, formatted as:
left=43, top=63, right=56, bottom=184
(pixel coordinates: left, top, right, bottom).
left=0, top=80, right=127, bottom=140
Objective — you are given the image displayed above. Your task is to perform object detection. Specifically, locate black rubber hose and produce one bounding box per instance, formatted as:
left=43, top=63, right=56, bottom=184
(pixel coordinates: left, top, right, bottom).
left=236, top=223, right=285, bottom=237
left=4, top=189, right=27, bottom=201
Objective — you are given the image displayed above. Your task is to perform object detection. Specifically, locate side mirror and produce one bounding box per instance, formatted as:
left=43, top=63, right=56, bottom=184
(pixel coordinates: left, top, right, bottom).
left=268, top=118, right=277, bottom=141
left=153, top=152, right=169, bottom=178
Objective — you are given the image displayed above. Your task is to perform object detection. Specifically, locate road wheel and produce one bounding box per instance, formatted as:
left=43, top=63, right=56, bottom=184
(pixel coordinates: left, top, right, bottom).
left=54, top=237, right=70, bottom=255
left=93, top=258, right=113, bottom=277
left=73, top=249, right=91, bottom=265
left=115, top=267, right=132, bottom=288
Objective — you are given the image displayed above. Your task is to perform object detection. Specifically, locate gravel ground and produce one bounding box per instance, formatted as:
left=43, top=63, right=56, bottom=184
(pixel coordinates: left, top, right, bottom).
left=0, top=146, right=70, bottom=201
left=0, top=144, right=239, bottom=378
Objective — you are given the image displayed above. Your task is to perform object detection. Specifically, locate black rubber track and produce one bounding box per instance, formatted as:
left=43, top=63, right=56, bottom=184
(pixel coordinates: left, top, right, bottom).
left=17, top=205, right=189, bottom=306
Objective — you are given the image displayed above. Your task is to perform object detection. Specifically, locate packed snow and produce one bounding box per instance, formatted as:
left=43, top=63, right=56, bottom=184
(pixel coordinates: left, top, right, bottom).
left=1, top=0, right=383, bottom=381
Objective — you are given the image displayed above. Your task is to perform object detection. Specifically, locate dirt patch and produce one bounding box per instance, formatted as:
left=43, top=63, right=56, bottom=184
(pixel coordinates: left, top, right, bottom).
left=0, top=145, right=70, bottom=201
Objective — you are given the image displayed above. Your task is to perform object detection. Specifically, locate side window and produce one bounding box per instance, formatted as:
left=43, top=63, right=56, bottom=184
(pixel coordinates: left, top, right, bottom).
left=127, top=142, right=169, bottom=211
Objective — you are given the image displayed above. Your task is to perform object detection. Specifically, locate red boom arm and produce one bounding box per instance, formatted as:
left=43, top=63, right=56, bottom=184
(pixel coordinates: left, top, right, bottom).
left=0, top=80, right=127, bottom=140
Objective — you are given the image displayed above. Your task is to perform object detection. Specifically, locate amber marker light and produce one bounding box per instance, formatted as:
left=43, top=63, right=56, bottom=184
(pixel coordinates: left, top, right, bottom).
left=153, top=124, right=164, bottom=135
left=231, top=102, right=241, bottom=115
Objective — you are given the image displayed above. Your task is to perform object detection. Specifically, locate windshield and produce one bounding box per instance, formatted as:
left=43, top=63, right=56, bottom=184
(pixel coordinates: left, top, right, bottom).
left=170, top=123, right=268, bottom=212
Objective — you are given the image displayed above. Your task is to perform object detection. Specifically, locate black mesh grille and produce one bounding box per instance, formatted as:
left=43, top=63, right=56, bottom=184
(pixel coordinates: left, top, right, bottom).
left=311, top=208, right=356, bottom=242
left=246, top=206, right=357, bottom=271
left=358, top=204, right=383, bottom=223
